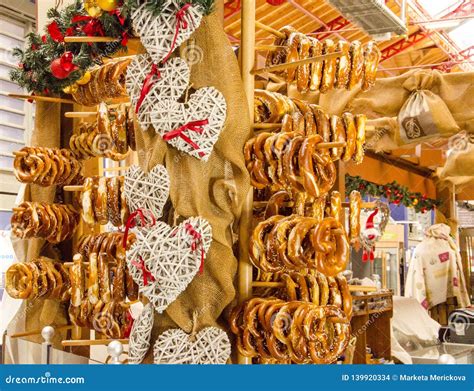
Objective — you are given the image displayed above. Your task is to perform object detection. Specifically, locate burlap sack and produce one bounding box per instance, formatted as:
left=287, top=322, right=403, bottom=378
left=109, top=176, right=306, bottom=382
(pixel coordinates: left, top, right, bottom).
left=436, top=144, right=474, bottom=192
left=8, top=101, right=69, bottom=350
left=347, top=69, right=474, bottom=150
left=132, top=12, right=250, bottom=359
left=398, top=74, right=459, bottom=144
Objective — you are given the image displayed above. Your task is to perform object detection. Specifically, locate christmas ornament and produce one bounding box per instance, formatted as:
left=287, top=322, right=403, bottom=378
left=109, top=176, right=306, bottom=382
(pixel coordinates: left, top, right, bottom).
left=131, top=1, right=204, bottom=64
left=98, top=0, right=118, bottom=11
left=150, top=87, right=227, bottom=161
left=360, top=200, right=390, bottom=262
left=84, top=0, right=103, bottom=17
left=76, top=71, right=91, bottom=85
left=126, top=217, right=212, bottom=313
left=125, top=54, right=190, bottom=131
left=128, top=303, right=154, bottom=364
left=153, top=327, right=231, bottom=364
left=51, top=58, right=73, bottom=79
left=124, top=164, right=170, bottom=218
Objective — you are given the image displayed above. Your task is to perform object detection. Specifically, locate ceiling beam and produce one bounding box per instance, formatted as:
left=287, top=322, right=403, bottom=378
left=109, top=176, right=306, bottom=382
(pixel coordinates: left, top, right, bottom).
left=380, top=30, right=429, bottom=61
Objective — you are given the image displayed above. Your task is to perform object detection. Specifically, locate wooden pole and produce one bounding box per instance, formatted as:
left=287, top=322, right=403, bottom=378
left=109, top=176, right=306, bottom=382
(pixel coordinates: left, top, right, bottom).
left=9, top=93, right=75, bottom=104
left=62, top=338, right=129, bottom=346
left=255, top=21, right=285, bottom=38
left=251, top=52, right=341, bottom=75
left=238, top=0, right=255, bottom=365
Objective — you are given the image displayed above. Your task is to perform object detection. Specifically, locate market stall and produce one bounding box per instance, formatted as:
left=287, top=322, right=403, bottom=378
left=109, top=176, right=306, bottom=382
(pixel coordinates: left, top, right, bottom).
left=1, top=0, right=473, bottom=365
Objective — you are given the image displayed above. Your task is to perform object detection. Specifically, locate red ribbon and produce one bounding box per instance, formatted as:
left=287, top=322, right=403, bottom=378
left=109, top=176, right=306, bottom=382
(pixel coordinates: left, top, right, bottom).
left=131, top=256, right=155, bottom=286
left=162, top=3, right=194, bottom=64
left=71, top=15, right=105, bottom=44
left=184, top=223, right=205, bottom=274
left=109, top=9, right=125, bottom=26
left=162, top=119, right=208, bottom=158
left=47, top=21, right=64, bottom=42
left=122, top=208, right=156, bottom=249
left=135, top=64, right=161, bottom=113
left=123, top=310, right=134, bottom=338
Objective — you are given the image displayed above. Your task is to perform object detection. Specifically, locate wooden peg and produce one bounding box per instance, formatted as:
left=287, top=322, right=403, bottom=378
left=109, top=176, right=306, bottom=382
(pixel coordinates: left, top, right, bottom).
left=103, top=166, right=130, bottom=172
left=63, top=185, right=85, bottom=192
left=255, top=21, right=286, bottom=39
left=251, top=52, right=341, bottom=75
left=64, top=112, right=96, bottom=119
left=8, top=93, right=75, bottom=104
left=10, top=325, right=74, bottom=339
left=62, top=338, right=129, bottom=346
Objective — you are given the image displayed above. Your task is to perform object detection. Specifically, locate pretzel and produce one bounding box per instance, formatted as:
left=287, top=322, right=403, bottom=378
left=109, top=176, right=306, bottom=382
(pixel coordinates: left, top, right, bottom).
left=287, top=217, right=319, bottom=269
left=308, top=37, right=323, bottom=91
left=265, top=190, right=292, bottom=219
left=14, top=147, right=83, bottom=186
left=348, top=40, right=364, bottom=90
left=354, top=114, right=366, bottom=164
left=265, top=26, right=295, bottom=68
left=335, top=40, right=351, bottom=89
left=296, top=35, right=311, bottom=92
left=111, top=104, right=128, bottom=154
left=336, top=274, right=353, bottom=318
left=12, top=202, right=79, bottom=243
left=342, top=112, right=357, bottom=162
left=320, top=39, right=337, bottom=93
left=329, top=115, right=345, bottom=160
left=98, top=253, right=111, bottom=303
left=126, top=105, right=137, bottom=151
left=81, top=177, right=95, bottom=225
left=293, top=99, right=316, bottom=135
left=282, top=134, right=305, bottom=192
left=94, top=176, right=108, bottom=225
left=349, top=190, right=362, bottom=245
left=112, top=256, right=126, bottom=302
left=70, top=254, right=85, bottom=307
left=286, top=32, right=302, bottom=83
left=330, top=191, right=343, bottom=226
left=119, top=175, right=129, bottom=226
left=362, top=41, right=380, bottom=91
left=312, top=217, right=349, bottom=276
left=107, top=176, right=122, bottom=226
left=88, top=253, right=99, bottom=305
left=250, top=215, right=285, bottom=272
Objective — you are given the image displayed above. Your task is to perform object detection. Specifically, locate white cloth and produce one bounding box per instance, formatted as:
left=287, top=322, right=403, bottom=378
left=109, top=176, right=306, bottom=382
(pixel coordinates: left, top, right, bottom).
left=391, top=296, right=441, bottom=364
left=405, top=224, right=470, bottom=309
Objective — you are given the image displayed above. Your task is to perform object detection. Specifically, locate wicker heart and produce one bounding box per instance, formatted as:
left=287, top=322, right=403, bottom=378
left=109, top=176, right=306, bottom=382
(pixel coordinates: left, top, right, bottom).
left=150, top=87, right=227, bottom=161
left=128, top=303, right=154, bottom=364
left=126, top=217, right=212, bottom=313
left=131, top=1, right=203, bottom=64
left=153, top=327, right=231, bottom=364
left=124, top=164, right=170, bottom=218
left=125, top=55, right=190, bottom=131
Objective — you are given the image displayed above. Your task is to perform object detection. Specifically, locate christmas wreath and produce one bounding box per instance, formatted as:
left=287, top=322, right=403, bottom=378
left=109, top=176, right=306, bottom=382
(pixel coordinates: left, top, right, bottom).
left=10, top=0, right=132, bottom=95
left=345, top=175, right=440, bottom=213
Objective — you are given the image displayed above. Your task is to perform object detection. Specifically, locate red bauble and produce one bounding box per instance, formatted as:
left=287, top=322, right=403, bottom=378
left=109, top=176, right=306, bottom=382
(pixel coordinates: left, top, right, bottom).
left=50, top=58, right=71, bottom=79
left=60, top=51, right=75, bottom=72
left=266, top=0, right=286, bottom=5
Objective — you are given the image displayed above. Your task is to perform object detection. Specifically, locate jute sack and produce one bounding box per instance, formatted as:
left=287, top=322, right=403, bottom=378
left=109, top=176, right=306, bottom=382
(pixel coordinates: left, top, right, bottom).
left=133, top=11, right=251, bottom=361
left=436, top=144, right=474, bottom=192
left=398, top=73, right=459, bottom=144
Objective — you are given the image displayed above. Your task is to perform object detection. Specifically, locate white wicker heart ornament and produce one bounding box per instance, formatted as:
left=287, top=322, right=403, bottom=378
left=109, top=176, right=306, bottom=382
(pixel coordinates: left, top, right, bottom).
left=128, top=303, right=154, bottom=364
left=124, top=164, right=170, bottom=218
left=132, top=1, right=203, bottom=64
left=126, top=217, right=212, bottom=313
left=125, top=55, right=190, bottom=131
left=150, top=87, right=227, bottom=161
left=153, top=327, right=231, bottom=364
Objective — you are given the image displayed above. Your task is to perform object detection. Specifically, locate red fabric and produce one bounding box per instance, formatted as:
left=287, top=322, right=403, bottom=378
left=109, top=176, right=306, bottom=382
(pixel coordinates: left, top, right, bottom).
left=122, top=208, right=156, bottom=249
left=162, top=3, right=193, bottom=64
left=162, top=119, right=209, bottom=158
left=184, top=223, right=205, bottom=274
left=135, top=64, right=161, bottom=113
left=131, top=256, right=155, bottom=286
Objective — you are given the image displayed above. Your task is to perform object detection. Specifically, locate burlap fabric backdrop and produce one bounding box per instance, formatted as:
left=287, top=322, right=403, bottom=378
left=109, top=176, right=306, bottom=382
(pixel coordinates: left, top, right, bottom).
left=133, top=12, right=251, bottom=361
left=8, top=102, right=70, bottom=351
left=267, top=68, right=474, bottom=151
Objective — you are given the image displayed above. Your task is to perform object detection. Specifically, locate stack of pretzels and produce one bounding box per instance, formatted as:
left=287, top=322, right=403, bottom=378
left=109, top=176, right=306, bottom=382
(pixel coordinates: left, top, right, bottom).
left=77, top=232, right=136, bottom=261
left=281, top=271, right=352, bottom=319
left=5, top=257, right=70, bottom=300
left=230, top=298, right=350, bottom=363
left=252, top=94, right=366, bottom=163
left=266, top=26, right=380, bottom=93
left=80, top=176, right=129, bottom=227
left=245, top=133, right=337, bottom=194
left=71, top=59, right=131, bottom=106
left=13, top=147, right=83, bottom=186
left=68, top=252, right=134, bottom=338
left=70, top=103, right=137, bottom=161
left=250, top=215, right=349, bottom=275
left=11, top=201, right=79, bottom=243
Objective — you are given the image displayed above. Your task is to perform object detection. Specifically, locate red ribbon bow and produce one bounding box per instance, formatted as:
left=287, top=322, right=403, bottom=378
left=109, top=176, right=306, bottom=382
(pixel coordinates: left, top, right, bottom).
left=122, top=208, right=156, bottom=249
left=162, top=3, right=194, bottom=64
left=184, top=223, right=205, bottom=274
left=131, top=256, right=155, bottom=286
left=162, top=119, right=209, bottom=158
left=135, top=64, right=161, bottom=113
left=71, top=15, right=105, bottom=45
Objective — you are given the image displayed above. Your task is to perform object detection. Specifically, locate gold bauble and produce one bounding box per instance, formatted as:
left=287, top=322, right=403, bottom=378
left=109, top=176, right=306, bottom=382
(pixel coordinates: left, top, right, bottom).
left=97, top=0, right=118, bottom=11
left=63, top=84, right=78, bottom=94
left=84, top=0, right=103, bottom=17
left=76, top=71, right=91, bottom=85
